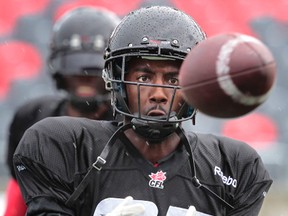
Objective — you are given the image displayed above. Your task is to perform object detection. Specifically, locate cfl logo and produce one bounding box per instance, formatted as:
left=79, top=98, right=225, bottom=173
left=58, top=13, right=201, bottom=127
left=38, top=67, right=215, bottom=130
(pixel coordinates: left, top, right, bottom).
left=149, top=180, right=164, bottom=189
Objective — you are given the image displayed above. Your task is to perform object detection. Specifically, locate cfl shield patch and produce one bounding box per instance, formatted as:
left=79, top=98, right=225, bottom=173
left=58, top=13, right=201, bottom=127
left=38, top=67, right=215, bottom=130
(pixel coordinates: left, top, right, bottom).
left=148, top=170, right=166, bottom=189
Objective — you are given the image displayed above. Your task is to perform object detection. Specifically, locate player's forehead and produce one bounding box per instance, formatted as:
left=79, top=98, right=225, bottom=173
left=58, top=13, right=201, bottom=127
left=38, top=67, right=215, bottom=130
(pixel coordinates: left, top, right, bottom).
left=126, top=57, right=182, bottom=73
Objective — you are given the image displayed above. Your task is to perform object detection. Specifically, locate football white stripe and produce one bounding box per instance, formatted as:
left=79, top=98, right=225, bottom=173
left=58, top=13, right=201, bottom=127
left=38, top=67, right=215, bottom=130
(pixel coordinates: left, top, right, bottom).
left=216, top=34, right=269, bottom=106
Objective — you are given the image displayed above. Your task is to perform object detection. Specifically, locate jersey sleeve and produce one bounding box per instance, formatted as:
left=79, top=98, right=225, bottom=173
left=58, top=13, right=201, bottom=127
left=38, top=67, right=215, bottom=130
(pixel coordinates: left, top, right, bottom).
left=13, top=117, right=78, bottom=215
left=227, top=141, right=273, bottom=216
left=6, top=104, right=38, bottom=179
left=7, top=96, right=65, bottom=179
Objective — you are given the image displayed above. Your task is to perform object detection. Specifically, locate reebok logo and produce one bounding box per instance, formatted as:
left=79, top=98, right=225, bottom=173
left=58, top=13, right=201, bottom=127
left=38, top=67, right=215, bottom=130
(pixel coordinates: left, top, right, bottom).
left=214, top=166, right=237, bottom=188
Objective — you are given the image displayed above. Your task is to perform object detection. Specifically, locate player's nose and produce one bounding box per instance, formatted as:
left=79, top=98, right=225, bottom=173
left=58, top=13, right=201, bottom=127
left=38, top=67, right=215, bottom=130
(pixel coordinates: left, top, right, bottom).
left=149, top=86, right=168, bottom=104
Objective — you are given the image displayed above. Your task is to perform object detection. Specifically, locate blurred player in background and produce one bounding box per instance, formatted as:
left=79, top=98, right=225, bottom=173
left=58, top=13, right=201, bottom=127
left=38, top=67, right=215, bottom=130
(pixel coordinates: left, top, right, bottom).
left=13, top=6, right=272, bottom=216
left=4, top=6, right=120, bottom=216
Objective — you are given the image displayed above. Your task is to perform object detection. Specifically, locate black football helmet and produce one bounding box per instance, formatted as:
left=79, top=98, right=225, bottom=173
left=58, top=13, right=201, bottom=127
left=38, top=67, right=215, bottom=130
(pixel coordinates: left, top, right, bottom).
left=103, top=6, right=206, bottom=141
left=48, top=6, right=120, bottom=112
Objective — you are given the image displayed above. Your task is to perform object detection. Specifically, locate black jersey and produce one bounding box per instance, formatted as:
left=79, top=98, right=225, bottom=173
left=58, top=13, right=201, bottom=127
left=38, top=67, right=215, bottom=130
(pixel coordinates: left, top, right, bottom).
left=13, top=116, right=272, bottom=216
left=7, top=95, right=113, bottom=179
left=7, top=95, right=66, bottom=179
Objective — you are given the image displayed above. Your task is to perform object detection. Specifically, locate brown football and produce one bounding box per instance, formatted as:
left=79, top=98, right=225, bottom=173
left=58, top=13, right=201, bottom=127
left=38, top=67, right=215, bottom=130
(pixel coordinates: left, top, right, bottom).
left=179, top=32, right=276, bottom=118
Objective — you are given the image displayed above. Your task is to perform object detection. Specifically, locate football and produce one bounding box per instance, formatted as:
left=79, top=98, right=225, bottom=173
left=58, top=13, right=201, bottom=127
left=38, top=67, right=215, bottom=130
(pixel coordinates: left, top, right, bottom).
left=179, top=32, right=276, bottom=118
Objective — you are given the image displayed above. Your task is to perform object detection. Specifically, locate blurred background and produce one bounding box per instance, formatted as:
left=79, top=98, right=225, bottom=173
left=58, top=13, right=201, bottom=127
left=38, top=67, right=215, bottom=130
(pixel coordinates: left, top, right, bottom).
left=0, top=0, right=287, bottom=215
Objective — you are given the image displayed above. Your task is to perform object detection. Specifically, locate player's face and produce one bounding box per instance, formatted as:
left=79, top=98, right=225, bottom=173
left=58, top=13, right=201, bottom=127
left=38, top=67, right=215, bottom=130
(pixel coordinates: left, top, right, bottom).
left=125, top=58, right=184, bottom=117
left=63, top=75, right=107, bottom=98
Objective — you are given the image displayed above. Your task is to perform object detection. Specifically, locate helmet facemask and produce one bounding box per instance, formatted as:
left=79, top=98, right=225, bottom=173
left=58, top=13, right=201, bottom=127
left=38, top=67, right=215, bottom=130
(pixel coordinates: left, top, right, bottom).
left=103, top=51, right=196, bottom=142
left=63, top=72, right=111, bottom=114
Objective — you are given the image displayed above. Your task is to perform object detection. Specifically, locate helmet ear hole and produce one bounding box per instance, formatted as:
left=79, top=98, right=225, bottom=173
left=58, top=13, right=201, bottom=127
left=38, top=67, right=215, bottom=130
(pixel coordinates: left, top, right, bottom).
left=105, top=80, right=112, bottom=91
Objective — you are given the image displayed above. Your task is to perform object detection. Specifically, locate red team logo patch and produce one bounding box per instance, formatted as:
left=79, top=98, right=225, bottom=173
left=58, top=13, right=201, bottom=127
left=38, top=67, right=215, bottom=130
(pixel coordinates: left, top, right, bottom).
left=149, top=170, right=167, bottom=189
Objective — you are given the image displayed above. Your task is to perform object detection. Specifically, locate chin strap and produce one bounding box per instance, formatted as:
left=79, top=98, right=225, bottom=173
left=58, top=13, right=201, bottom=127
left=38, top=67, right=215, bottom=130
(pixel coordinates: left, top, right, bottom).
left=65, top=123, right=132, bottom=207
left=130, top=115, right=180, bottom=143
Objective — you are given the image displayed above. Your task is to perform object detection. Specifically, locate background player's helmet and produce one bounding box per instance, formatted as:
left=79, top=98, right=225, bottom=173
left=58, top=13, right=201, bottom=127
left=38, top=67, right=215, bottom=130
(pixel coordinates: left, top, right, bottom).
left=103, top=6, right=206, bottom=140
left=49, top=6, right=120, bottom=88
left=48, top=6, right=120, bottom=112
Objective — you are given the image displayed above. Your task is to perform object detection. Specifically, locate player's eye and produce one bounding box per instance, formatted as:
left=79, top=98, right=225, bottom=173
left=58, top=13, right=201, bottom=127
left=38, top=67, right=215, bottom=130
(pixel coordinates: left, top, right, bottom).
left=168, top=77, right=179, bottom=86
left=137, top=75, right=150, bottom=83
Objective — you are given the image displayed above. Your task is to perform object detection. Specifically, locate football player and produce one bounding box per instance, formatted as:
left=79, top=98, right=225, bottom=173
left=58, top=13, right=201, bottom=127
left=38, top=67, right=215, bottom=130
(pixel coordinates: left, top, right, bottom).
left=5, top=6, right=120, bottom=216
left=13, top=6, right=272, bottom=216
